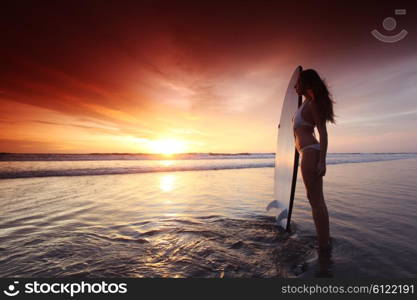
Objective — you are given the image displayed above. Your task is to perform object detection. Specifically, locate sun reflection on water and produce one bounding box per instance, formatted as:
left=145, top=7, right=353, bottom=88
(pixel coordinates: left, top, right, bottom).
left=160, top=160, right=174, bottom=166
left=159, top=174, right=176, bottom=192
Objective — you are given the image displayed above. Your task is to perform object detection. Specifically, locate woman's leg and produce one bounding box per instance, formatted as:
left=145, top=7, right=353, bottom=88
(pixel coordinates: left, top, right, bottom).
left=300, top=149, right=330, bottom=249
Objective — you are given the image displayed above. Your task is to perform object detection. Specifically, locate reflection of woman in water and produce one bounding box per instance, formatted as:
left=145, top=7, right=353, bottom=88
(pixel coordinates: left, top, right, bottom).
left=293, top=69, right=335, bottom=253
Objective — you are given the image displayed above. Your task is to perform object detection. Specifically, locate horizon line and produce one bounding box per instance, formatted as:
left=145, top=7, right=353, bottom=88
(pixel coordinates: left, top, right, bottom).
left=2, top=152, right=417, bottom=155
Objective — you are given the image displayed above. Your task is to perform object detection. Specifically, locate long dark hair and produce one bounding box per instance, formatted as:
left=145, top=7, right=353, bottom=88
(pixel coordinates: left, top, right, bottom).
left=299, top=69, right=336, bottom=124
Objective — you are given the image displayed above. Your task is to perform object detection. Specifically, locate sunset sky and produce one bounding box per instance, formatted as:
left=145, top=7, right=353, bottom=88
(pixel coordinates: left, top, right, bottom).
left=1, top=0, right=416, bottom=153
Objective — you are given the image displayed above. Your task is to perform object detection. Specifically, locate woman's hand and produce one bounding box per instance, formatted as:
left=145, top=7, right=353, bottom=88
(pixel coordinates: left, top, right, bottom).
left=317, top=160, right=326, bottom=177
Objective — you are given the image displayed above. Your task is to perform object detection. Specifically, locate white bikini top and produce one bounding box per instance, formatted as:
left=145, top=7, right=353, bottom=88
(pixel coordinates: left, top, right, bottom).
left=292, top=100, right=315, bottom=130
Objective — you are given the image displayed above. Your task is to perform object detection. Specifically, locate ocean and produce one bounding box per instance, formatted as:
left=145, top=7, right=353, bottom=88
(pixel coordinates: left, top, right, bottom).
left=1, top=153, right=417, bottom=277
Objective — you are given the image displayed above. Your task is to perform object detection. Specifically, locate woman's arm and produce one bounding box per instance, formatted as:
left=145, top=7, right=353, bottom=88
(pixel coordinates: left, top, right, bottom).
left=310, top=100, right=328, bottom=176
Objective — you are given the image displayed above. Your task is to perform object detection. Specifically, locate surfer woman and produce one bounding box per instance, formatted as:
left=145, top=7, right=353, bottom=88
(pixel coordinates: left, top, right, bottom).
left=293, top=69, right=335, bottom=253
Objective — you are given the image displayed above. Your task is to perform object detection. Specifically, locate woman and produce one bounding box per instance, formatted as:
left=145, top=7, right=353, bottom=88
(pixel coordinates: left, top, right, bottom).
left=293, top=69, right=336, bottom=253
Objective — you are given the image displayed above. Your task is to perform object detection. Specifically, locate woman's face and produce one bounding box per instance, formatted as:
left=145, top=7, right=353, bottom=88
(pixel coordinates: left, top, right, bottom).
left=294, top=77, right=304, bottom=96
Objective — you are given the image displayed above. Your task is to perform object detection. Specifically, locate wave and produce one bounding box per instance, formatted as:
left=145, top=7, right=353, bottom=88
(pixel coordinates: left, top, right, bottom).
left=1, top=153, right=417, bottom=179
left=0, top=162, right=272, bottom=179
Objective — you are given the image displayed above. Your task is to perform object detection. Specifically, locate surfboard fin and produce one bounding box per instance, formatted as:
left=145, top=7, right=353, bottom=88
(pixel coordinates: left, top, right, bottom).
left=266, top=200, right=285, bottom=211
left=276, top=208, right=288, bottom=227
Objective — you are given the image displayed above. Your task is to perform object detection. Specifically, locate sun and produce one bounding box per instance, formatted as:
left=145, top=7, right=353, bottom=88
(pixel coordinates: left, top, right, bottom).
left=149, top=139, right=187, bottom=155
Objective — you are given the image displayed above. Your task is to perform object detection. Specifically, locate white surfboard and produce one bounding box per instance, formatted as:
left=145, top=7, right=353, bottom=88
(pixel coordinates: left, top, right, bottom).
left=268, top=66, right=302, bottom=230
